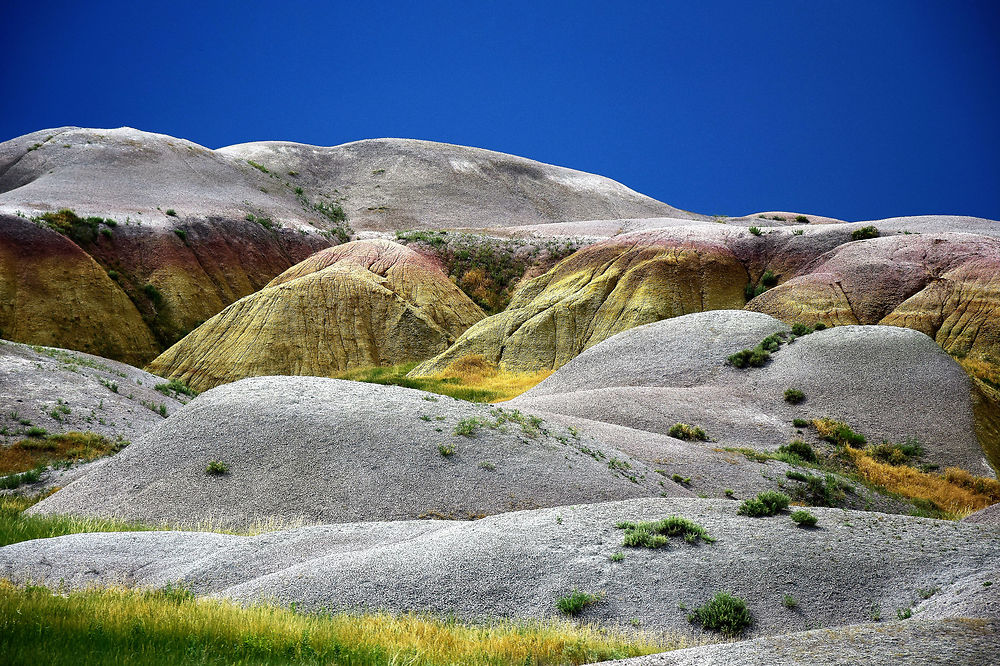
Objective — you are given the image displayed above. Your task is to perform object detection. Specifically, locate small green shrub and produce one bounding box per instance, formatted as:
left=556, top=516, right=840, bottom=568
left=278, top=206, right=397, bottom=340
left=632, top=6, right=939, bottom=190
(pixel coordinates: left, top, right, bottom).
left=748, top=226, right=763, bottom=236
left=790, top=510, right=818, bottom=527
left=852, top=225, right=879, bottom=241
left=437, top=443, right=455, bottom=457
left=616, top=516, right=715, bottom=547
left=668, top=423, right=708, bottom=441
left=815, top=419, right=866, bottom=447
left=782, top=593, right=799, bottom=608
left=790, top=322, right=813, bottom=336
left=792, top=418, right=810, bottom=428
left=165, top=209, right=178, bottom=217
left=795, top=215, right=809, bottom=223
left=100, top=228, right=113, bottom=239
left=246, top=160, right=269, bottom=173
left=784, top=388, right=805, bottom=404
left=897, top=607, right=912, bottom=620
left=738, top=491, right=789, bottom=517
left=609, top=551, right=625, bottom=562
left=688, top=593, right=752, bottom=636
left=205, top=460, right=229, bottom=475
left=26, top=427, right=47, bottom=438
left=556, top=589, right=600, bottom=616
left=0, top=466, right=44, bottom=490
left=813, top=322, right=827, bottom=330
left=173, top=229, right=187, bottom=241
left=155, top=380, right=198, bottom=398
left=453, top=417, right=485, bottom=437
left=778, top=440, right=816, bottom=462
left=867, top=439, right=923, bottom=466
left=143, top=283, right=163, bottom=305
left=760, top=270, right=778, bottom=287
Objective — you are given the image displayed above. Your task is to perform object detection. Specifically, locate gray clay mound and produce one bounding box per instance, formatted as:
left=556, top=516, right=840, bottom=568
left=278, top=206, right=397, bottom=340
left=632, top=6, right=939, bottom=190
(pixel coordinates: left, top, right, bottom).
left=218, top=138, right=700, bottom=232
left=0, top=339, right=186, bottom=444
left=0, top=127, right=330, bottom=232
left=4, top=499, right=998, bottom=637
left=28, top=376, right=678, bottom=529
left=962, top=502, right=1000, bottom=525
left=509, top=311, right=992, bottom=477
left=592, top=617, right=999, bottom=666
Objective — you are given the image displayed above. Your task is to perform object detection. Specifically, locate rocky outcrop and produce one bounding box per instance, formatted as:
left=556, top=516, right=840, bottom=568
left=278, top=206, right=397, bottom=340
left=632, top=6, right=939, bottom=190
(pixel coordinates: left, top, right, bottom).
left=147, top=240, right=486, bottom=392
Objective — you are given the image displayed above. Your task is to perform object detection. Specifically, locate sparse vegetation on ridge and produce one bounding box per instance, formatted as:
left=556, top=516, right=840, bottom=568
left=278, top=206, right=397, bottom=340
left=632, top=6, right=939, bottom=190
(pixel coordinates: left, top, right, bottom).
left=851, top=225, right=879, bottom=241
left=333, top=360, right=551, bottom=403
left=394, top=230, right=583, bottom=313
left=0, top=431, right=128, bottom=477
left=738, top=491, right=790, bottom=517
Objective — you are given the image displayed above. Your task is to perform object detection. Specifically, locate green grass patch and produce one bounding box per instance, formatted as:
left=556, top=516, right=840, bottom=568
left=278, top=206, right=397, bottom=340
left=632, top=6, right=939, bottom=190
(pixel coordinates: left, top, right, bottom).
left=688, top=593, right=752, bottom=636
left=334, top=362, right=502, bottom=402
left=0, top=580, right=682, bottom=665
left=615, top=516, right=715, bottom=548
left=737, top=491, right=789, bottom=517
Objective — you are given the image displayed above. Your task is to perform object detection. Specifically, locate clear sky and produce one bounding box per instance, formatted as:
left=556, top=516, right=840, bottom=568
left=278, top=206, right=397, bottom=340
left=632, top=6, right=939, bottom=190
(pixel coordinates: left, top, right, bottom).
left=3, top=1, right=998, bottom=221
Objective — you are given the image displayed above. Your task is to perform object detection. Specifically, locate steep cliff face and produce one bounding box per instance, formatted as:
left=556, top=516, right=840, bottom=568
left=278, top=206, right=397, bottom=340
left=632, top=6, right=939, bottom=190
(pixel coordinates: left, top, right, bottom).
left=147, top=240, right=485, bottom=392
left=0, top=215, right=157, bottom=365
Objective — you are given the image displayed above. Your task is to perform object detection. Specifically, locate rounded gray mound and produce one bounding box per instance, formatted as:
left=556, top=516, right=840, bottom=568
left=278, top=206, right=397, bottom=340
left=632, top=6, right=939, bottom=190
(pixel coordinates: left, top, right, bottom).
left=510, top=311, right=991, bottom=476
left=0, top=339, right=185, bottom=445
left=591, top=617, right=998, bottom=666
left=28, top=377, right=677, bottom=529
left=4, top=499, right=997, bottom=637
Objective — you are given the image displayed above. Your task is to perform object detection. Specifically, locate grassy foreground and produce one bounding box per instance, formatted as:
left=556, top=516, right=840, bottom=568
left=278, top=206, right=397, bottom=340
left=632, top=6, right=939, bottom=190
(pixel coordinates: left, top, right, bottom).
left=0, top=581, right=685, bottom=666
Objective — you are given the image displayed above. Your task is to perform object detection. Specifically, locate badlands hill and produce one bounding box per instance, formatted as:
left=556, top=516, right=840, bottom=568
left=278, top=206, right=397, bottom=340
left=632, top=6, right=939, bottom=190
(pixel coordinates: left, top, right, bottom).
left=411, top=218, right=1000, bottom=381
left=219, top=137, right=698, bottom=231
left=146, top=239, right=486, bottom=392
left=28, top=376, right=676, bottom=529
left=0, top=127, right=684, bottom=363
left=3, top=125, right=1000, bottom=664
left=5, top=499, right=998, bottom=641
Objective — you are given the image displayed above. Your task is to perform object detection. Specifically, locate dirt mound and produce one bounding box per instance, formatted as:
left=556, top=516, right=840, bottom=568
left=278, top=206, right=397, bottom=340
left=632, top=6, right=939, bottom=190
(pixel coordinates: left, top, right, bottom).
left=27, top=377, right=674, bottom=528
left=509, top=311, right=991, bottom=476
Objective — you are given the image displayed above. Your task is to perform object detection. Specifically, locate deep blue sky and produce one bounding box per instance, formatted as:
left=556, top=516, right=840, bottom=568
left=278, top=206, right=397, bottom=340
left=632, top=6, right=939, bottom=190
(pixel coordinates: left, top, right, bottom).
left=3, top=1, right=998, bottom=221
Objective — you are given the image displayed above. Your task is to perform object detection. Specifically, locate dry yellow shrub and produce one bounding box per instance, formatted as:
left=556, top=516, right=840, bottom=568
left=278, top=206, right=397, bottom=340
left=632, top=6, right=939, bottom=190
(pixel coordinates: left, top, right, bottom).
left=846, top=447, right=999, bottom=517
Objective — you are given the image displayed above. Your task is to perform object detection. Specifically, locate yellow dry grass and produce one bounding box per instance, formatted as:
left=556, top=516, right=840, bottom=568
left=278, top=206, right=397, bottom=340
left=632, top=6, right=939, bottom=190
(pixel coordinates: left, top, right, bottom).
left=845, top=447, right=1000, bottom=518
left=0, top=580, right=698, bottom=665
left=958, top=356, right=1000, bottom=389
left=437, top=354, right=553, bottom=402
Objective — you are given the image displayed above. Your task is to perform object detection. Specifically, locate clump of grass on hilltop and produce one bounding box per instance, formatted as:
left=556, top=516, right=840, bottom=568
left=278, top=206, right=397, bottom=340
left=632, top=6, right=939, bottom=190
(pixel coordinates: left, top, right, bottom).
left=0, top=580, right=693, bottom=666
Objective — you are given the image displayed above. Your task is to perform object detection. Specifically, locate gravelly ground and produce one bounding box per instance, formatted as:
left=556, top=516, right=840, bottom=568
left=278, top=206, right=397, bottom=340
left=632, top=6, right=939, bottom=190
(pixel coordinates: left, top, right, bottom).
left=590, top=618, right=999, bottom=665
left=27, top=377, right=681, bottom=528
left=0, top=339, right=187, bottom=470
left=3, top=499, right=997, bottom=637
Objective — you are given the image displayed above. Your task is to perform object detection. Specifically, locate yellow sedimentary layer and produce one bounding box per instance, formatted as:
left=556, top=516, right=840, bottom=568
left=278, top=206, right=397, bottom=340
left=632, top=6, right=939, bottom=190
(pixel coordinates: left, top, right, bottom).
left=148, top=240, right=485, bottom=392
left=411, top=234, right=747, bottom=375
left=0, top=218, right=157, bottom=365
